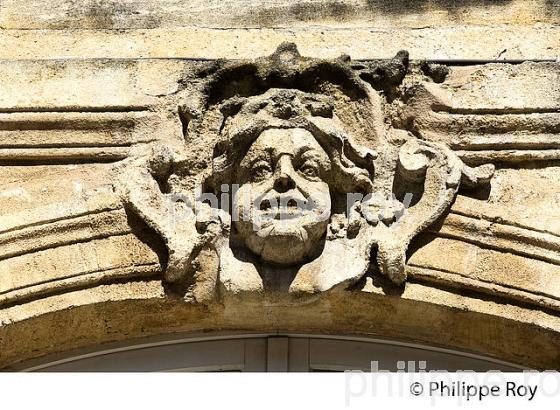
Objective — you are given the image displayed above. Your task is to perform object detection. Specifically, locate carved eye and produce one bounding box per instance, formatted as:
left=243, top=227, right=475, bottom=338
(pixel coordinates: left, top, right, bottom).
left=251, top=161, right=272, bottom=181
left=299, top=162, right=320, bottom=179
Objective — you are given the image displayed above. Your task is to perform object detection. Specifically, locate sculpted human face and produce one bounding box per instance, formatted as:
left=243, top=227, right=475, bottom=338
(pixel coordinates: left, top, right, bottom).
left=233, top=128, right=332, bottom=265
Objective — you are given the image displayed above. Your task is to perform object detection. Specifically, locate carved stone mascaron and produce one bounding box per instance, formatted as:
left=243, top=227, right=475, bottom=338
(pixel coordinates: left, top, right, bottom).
left=119, top=43, right=494, bottom=302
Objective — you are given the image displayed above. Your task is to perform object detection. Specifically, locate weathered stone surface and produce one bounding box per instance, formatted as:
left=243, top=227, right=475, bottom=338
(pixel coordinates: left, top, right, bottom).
left=2, top=26, right=559, bottom=60
left=0, top=1, right=559, bottom=371
left=1, top=1, right=559, bottom=59
left=2, top=0, right=559, bottom=30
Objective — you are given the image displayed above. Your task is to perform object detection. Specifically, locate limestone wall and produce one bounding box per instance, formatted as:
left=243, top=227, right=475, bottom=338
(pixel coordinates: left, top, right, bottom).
left=1, top=0, right=559, bottom=59
left=0, top=0, right=558, bottom=370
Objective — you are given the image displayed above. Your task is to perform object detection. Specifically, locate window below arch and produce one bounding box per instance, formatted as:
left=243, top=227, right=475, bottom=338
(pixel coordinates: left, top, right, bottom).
left=23, top=334, right=524, bottom=372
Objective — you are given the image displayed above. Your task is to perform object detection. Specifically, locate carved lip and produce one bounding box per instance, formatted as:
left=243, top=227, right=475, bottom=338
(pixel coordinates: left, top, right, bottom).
left=257, top=209, right=306, bottom=220
left=274, top=210, right=305, bottom=220
left=259, top=197, right=305, bottom=211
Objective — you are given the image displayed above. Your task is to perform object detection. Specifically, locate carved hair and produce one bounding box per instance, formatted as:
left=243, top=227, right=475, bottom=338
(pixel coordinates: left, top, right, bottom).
left=205, top=88, right=376, bottom=197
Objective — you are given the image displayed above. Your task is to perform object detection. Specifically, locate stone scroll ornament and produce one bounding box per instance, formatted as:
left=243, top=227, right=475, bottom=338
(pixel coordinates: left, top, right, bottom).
left=118, top=43, right=494, bottom=301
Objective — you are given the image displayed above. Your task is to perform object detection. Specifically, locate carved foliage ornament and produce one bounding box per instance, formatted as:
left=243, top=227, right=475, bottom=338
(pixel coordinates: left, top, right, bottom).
left=119, top=43, right=494, bottom=301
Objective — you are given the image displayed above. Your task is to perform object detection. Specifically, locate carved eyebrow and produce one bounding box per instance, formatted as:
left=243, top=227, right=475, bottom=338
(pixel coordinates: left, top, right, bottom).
left=258, top=148, right=293, bottom=164
left=242, top=151, right=272, bottom=168
left=294, top=149, right=331, bottom=174
left=299, top=149, right=320, bottom=158
left=297, top=148, right=328, bottom=162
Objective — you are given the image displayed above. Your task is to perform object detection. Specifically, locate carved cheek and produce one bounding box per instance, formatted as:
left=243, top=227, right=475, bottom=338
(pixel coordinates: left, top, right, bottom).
left=297, top=176, right=326, bottom=196
left=304, top=182, right=331, bottom=215
left=233, top=184, right=254, bottom=221
left=234, top=181, right=270, bottom=218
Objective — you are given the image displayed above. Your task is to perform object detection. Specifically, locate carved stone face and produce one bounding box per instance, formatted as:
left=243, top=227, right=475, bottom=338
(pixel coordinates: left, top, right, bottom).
left=233, top=128, right=332, bottom=265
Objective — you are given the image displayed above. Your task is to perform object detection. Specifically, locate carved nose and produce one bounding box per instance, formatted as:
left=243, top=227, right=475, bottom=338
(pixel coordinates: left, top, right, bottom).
left=274, top=173, right=296, bottom=192
left=273, top=156, right=296, bottom=193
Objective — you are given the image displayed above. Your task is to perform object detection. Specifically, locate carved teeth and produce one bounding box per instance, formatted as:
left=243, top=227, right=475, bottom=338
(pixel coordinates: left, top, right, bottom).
left=260, top=199, right=272, bottom=211
left=286, top=199, right=298, bottom=209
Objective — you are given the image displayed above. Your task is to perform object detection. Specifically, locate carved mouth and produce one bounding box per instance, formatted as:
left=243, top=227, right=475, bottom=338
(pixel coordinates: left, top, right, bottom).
left=274, top=211, right=302, bottom=220
left=259, top=198, right=301, bottom=209
left=259, top=209, right=305, bottom=220
left=260, top=199, right=272, bottom=211
left=286, top=198, right=299, bottom=209
left=258, top=197, right=306, bottom=218
left=259, top=198, right=306, bottom=213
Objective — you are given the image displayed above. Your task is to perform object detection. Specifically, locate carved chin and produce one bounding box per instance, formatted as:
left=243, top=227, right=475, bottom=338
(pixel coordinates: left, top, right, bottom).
left=246, top=229, right=311, bottom=265
left=242, top=221, right=326, bottom=266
